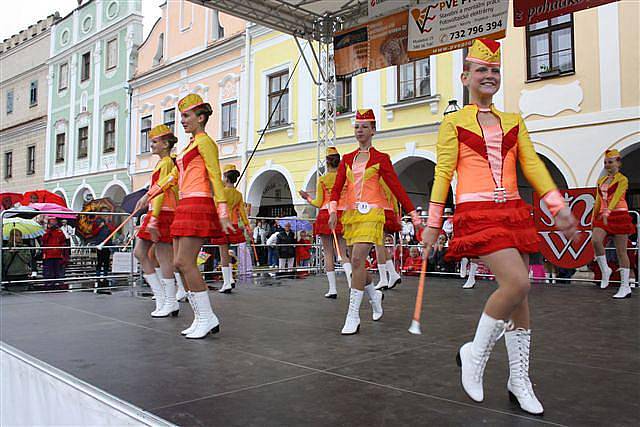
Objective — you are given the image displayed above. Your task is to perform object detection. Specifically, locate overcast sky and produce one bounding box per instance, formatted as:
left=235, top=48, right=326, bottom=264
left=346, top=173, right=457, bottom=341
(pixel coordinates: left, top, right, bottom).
left=1, top=0, right=163, bottom=42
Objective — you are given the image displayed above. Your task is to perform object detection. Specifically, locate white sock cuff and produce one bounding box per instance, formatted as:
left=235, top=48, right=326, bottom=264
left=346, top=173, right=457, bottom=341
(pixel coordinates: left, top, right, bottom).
left=161, top=278, right=176, bottom=285
left=385, top=260, right=395, bottom=270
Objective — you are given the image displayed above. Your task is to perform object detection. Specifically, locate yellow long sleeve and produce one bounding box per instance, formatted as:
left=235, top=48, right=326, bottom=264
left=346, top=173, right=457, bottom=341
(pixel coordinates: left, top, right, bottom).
left=516, top=115, right=556, bottom=197
left=430, top=115, right=458, bottom=204
left=197, top=134, right=227, bottom=204
left=608, top=174, right=628, bottom=210
left=150, top=157, right=174, bottom=217
left=155, top=166, right=178, bottom=193
left=309, top=177, right=325, bottom=208
left=238, top=197, right=250, bottom=228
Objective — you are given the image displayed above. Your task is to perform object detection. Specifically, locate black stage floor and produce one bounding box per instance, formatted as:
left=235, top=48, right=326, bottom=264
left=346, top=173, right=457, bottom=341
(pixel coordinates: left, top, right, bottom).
left=1, top=275, right=638, bottom=426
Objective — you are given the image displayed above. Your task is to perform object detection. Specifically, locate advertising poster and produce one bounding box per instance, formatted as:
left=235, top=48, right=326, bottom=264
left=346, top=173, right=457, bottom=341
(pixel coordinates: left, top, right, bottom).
left=368, top=0, right=407, bottom=19
left=533, top=188, right=596, bottom=269
left=513, top=0, right=618, bottom=27
left=368, top=11, right=410, bottom=71
left=334, top=25, right=369, bottom=78
left=408, top=0, right=509, bottom=58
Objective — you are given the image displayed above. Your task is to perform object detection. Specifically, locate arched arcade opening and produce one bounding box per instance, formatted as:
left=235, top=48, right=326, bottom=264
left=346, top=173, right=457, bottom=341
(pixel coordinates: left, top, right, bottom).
left=247, top=170, right=295, bottom=218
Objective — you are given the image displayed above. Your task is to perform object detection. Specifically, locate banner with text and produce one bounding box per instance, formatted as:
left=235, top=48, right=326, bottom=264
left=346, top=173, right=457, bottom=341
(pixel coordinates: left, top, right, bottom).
left=533, top=188, right=595, bottom=269
left=514, top=0, right=618, bottom=27
left=408, top=0, right=508, bottom=58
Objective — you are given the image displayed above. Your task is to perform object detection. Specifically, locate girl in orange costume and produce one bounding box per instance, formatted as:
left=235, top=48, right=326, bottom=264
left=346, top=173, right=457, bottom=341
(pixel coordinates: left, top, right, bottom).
left=299, top=147, right=352, bottom=298
left=139, top=94, right=233, bottom=339
left=591, top=149, right=635, bottom=298
left=212, top=164, right=252, bottom=294
left=421, top=39, right=576, bottom=415
left=329, top=109, right=421, bottom=335
left=134, top=124, right=181, bottom=318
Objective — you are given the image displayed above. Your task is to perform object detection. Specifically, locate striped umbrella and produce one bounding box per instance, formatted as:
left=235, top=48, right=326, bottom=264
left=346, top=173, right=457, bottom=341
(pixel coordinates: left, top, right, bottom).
left=2, top=218, right=45, bottom=240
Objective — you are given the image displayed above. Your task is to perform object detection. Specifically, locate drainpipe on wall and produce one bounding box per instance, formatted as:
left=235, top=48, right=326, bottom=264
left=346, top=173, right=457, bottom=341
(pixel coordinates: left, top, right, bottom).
left=240, top=25, right=252, bottom=200
left=125, top=82, right=134, bottom=191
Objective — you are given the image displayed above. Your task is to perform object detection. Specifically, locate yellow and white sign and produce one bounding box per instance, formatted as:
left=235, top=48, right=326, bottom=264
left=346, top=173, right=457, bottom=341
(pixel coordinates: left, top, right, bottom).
left=408, top=0, right=508, bottom=57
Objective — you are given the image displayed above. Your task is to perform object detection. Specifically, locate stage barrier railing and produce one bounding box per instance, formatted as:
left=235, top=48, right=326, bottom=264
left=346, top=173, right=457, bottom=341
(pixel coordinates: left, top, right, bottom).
left=1, top=210, right=637, bottom=291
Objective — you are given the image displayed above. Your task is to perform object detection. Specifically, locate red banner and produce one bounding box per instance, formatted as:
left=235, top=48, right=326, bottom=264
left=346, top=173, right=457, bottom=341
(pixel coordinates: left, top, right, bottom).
left=514, top=0, right=618, bottom=27
left=533, top=188, right=596, bottom=269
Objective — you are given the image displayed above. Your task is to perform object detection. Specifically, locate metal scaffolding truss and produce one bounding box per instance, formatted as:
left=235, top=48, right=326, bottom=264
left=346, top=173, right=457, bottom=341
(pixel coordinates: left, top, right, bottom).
left=190, top=1, right=370, bottom=178
left=189, top=1, right=368, bottom=42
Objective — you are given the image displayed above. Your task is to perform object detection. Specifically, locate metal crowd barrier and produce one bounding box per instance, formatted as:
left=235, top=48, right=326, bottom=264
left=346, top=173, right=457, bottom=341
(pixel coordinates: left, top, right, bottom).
left=392, top=211, right=639, bottom=286
left=2, top=209, right=637, bottom=291
left=1, top=209, right=136, bottom=292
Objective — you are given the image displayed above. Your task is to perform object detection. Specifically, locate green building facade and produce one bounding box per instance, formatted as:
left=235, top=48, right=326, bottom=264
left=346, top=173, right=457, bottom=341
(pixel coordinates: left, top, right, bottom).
left=45, top=0, right=142, bottom=210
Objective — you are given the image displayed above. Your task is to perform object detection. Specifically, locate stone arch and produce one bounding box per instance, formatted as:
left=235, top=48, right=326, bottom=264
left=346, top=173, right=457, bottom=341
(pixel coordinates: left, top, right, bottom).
left=246, top=164, right=297, bottom=218
left=101, top=180, right=129, bottom=205
left=517, top=153, right=569, bottom=204
left=71, top=185, right=96, bottom=212
left=391, top=151, right=451, bottom=210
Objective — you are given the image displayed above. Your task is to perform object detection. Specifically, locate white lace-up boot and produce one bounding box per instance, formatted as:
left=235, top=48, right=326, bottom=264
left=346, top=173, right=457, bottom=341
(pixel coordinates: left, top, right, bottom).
left=145, top=273, right=165, bottom=317
left=456, top=313, right=508, bottom=402
left=374, top=263, right=388, bottom=290
left=462, top=262, right=478, bottom=289
left=341, top=289, right=363, bottom=335
left=343, top=262, right=353, bottom=288
left=185, top=291, right=220, bottom=339
left=154, top=278, right=179, bottom=317
left=596, top=255, right=612, bottom=288
left=181, top=291, right=198, bottom=336
left=505, top=328, right=544, bottom=415
left=460, top=258, right=469, bottom=278
left=386, top=260, right=402, bottom=289
left=613, top=268, right=632, bottom=299
left=325, top=271, right=337, bottom=298
left=219, top=266, right=233, bottom=293
left=364, top=283, right=384, bottom=321
left=175, top=272, right=187, bottom=302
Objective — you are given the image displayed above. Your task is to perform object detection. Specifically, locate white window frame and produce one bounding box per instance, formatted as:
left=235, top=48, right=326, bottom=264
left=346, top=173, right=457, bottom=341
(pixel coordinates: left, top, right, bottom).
left=140, top=115, right=152, bottom=154
left=103, top=118, right=116, bottom=153
left=58, top=62, right=69, bottom=92
left=27, top=146, right=36, bottom=175
left=6, top=89, right=14, bottom=114
left=179, top=0, right=194, bottom=32
left=220, top=100, right=238, bottom=139
left=55, top=132, right=66, bottom=163
left=262, top=63, right=292, bottom=130
left=106, top=37, right=118, bottom=71
left=29, top=80, right=38, bottom=107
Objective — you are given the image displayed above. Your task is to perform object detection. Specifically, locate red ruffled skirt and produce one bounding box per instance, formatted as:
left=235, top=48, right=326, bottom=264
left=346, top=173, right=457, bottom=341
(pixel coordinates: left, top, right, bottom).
left=446, top=199, right=540, bottom=261
left=314, top=209, right=343, bottom=235
left=171, top=197, right=224, bottom=239
left=593, top=211, right=635, bottom=235
left=384, top=210, right=402, bottom=233
left=210, top=224, right=246, bottom=245
left=138, top=211, right=175, bottom=244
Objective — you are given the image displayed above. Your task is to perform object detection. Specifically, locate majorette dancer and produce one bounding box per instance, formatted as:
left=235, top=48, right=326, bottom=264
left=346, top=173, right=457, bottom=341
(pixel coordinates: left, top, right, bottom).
left=329, top=109, right=421, bottom=335
left=591, top=149, right=635, bottom=298
left=134, top=124, right=182, bottom=317
left=139, top=94, right=233, bottom=339
left=374, top=183, right=403, bottom=290
left=212, top=164, right=252, bottom=294
left=299, top=147, right=353, bottom=298
left=421, top=39, right=576, bottom=415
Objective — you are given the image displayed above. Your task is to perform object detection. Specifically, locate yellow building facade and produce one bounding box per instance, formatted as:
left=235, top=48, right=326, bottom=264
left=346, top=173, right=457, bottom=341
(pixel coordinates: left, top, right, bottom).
left=241, top=2, right=639, bottom=219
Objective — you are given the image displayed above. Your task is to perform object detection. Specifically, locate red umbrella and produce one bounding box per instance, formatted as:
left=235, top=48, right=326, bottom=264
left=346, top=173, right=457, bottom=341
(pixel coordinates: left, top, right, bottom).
left=22, top=190, right=67, bottom=207
left=1, top=192, right=23, bottom=211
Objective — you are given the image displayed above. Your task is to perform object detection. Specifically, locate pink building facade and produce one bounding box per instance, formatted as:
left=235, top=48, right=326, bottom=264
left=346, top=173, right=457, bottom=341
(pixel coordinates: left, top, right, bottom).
left=129, top=0, right=246, bottom=190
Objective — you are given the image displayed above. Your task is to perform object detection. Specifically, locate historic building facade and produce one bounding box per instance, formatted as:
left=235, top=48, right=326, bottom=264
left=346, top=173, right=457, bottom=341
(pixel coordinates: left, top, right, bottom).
left=1, top=14, right=59, bottom=194
left=44, top=0, right=143, bottom=210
